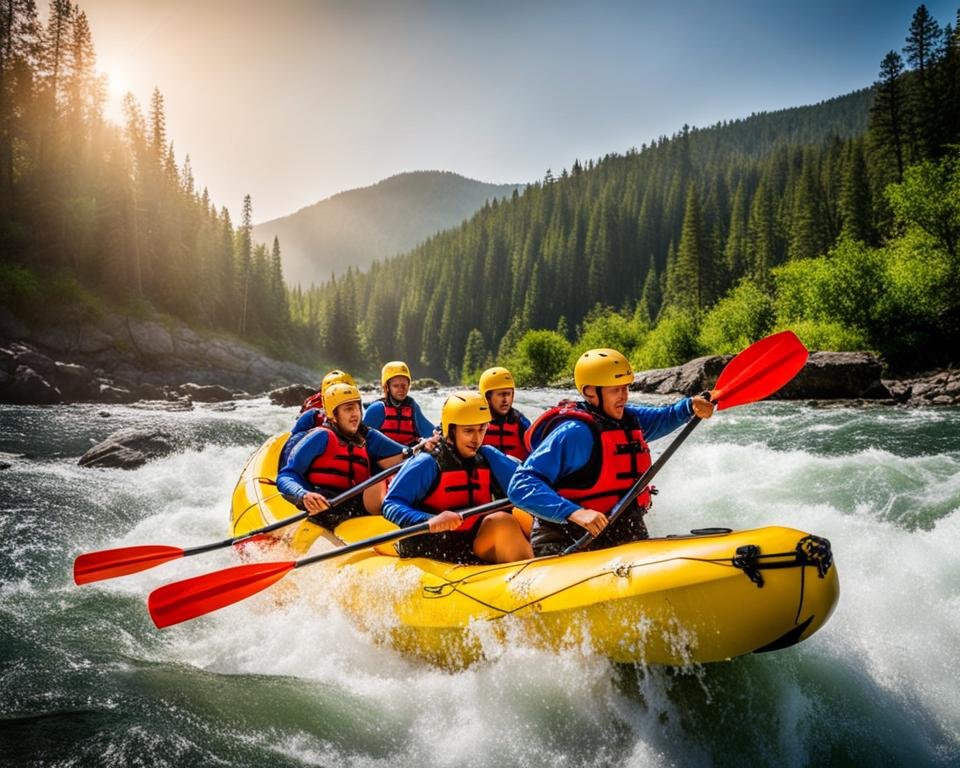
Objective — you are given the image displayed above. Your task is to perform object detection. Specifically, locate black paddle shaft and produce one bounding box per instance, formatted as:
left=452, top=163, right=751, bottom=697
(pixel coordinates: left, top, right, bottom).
left=294, top=498, right=514, bottom=569
left=181, top=460, right=407, bottom=558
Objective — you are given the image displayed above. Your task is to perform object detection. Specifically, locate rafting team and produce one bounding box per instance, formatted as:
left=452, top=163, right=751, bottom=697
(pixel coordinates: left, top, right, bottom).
left=277, top=350, right=715, bottom=564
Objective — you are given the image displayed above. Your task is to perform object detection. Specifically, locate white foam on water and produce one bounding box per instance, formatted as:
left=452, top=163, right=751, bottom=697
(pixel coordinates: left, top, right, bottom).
left=652, top=437, right=960, bottom=757
left=18, top=398, right=960, bottom=765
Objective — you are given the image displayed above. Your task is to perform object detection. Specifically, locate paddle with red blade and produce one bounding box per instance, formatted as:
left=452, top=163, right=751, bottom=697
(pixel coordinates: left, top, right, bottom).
left=73, top=436, right=434, bottom=585
left=563, top=330, right=808, bottom=555
left=148, top=498, right=514, bottom=628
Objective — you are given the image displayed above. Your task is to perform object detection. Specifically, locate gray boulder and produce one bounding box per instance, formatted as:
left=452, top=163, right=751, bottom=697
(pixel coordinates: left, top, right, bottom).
left=777, top=352, right=889, bottom=400
left=1, top=366, right=61, bottom=404
left=269, top=383, right=315, bottom=407
left=178, top=382, right=236, bottom=402
left=97, top=382, right=137, bottom=403
left=632, top=350, right=890, bottom=400
left=13, top=347, right=58, bottom=378
left=0, top=348, right=16, bottom=378
left=128, top=320, right=174, bottom=356
left=134, top=382, right=168, bottom=401
left=631, top=355, right=732, bottom=396
left=79, top=427, right=183, bottom=469
left=882, top=368, right=960, bottom=405
left=52, top=361, right=98, bottom=401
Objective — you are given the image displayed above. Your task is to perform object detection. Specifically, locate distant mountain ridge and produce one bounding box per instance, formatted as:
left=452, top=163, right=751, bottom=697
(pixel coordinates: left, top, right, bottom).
left=305, top=83, right=891, bottom=380
left=253, top=171, right=523, bottom=286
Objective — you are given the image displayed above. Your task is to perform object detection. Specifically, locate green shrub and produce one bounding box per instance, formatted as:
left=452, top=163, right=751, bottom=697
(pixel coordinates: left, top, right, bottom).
left=631, top=308, right=703, bottom=370
left=780, top=319, right=869, bottom=352
left=569, top=305, right=648, bottom=367
left=773, top=237, right=886, bottom=334
left=698, top=280, right=775, bottom=354
left=507, top=329, right=573, bottom=386
left=0, top=262, right=40, bottom=314
left=881, top=229, right=953, bottom=322
left=885, top=151, right=960, bottom=266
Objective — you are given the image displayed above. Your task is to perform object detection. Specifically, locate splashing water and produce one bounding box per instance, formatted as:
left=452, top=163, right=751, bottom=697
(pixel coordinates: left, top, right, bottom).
left=1, top=393, right=958, bottom=766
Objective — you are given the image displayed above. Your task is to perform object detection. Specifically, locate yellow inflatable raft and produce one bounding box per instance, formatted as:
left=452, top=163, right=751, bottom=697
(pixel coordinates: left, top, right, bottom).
left=231, top=435, right=839, bottom=666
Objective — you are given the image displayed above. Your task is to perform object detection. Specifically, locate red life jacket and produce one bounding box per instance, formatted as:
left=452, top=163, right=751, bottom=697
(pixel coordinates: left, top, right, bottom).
left=300, top=391, right=324, bottom=414
left=420, top=444, right=496, bottom=531
left=527, top=402, right=652, bottom=514
left=379, top=397, right=419, bottom=445
left=483, top=409, right=529, bottom=460
left=305, top=425, right=371, bottom=494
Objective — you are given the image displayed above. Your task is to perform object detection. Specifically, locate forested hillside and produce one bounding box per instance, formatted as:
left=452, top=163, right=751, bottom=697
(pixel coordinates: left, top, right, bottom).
left=307, top=6, right=959, bottom=381
left=2, top=2, right=957, bottom=381
left=252, top=171, right=521, bottom=287
left=0, top=0, right=312, bottom=357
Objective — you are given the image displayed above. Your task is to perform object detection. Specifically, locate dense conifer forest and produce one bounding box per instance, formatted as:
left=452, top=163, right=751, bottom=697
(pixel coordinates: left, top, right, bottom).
left=309, top=5, right=960, bottom=380
left=2, top=3, right=958, bottom=380
left=0, top=0, right=302, bottom=355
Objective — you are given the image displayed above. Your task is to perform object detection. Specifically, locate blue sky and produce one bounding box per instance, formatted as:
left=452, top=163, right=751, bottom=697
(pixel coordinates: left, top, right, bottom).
left=81, top=0, right=958, bottom=222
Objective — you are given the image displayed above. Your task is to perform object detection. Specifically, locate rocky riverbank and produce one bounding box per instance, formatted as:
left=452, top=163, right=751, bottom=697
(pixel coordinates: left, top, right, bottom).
left=3, top=308, right=958, bottom=408
left=630, top=351, right=960, bottom=406
left=0, top=309, right=320, bottom=405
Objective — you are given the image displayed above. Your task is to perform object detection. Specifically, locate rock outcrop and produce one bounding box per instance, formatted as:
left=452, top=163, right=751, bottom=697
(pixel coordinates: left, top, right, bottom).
left=631, top=355, right=733, bottom=397
left=0, top=310, right=320, bottom=404
left=268, top=383, right=315, bottom=407
left=78, top=427, right=184, bottom=469
left=883, top=369, right=960, bottom=406
left=633, top=351, right=893, bottom=400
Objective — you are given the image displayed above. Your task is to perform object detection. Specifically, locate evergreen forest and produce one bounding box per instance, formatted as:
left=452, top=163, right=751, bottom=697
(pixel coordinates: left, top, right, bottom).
left=0, top=0, right=301, bottom=356
left=310, top=4, right=960, bottom=381
left=2, top=2, right=959, bottom=382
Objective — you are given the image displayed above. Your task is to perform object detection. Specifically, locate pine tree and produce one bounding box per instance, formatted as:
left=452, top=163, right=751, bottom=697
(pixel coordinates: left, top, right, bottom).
left=943, top=18, right=960, bottom=148
left=904, top=4, right=944, bottom=157
left=269, top=236, right=288, bottom=331
left=724, top=177, right=749, bottom=278
left=871, top=50, right=909, bottom=180
left=637, top=263, right=661, bottom=324
left=747, top=178, right=777, bottom=287
left=461, top=328, right=487, bottom=382
left=0, top=0, right=40, bottom=211
left=787, top=152, right=828, bottom=261
left=839, top=139, right=874, bottom=243
left=40, top=0, right=72, bottom=118
left=149, top=87, right=166, bottom=162
left=670, top=185, right=715, bottom=313
left=236, top=193, right=253, bottom=336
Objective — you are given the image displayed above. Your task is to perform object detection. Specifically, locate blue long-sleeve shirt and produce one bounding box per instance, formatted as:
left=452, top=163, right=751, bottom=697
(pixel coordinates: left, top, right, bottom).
left=363, top=397, right=436, bottom=438
left=292, top=408, right=321, bottom=435
left=278, top=427, right=407, bottom=506
left=275, top=409, right=323, bottom=468
left=507, top=399, right=694, bottom=524
left=382, top=445, right=519, bottom=528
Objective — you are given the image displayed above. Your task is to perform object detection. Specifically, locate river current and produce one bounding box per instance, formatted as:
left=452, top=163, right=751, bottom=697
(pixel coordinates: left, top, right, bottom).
left=1, top=391, right=958, bottom=767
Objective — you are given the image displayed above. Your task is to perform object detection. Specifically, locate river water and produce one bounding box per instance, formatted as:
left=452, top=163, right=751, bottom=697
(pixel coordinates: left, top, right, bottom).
left=1, top=391, right=958, bottom=767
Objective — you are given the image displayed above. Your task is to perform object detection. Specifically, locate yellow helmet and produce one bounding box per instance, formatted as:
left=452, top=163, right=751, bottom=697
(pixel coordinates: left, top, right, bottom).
left=320, top=369, right=355, bottom=392
left=574, top=348, right=634, bottom=394
left=441, top=391, right=491, bottom=436
left=478, top=366, right=516, bottom=398
left=323, top=383, right=362, bottom=415
left=381, top=360, right=411, bottom=388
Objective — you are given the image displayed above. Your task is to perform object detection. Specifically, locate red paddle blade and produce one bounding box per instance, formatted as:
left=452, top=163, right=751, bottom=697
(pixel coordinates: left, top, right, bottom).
left=74, top=545, right=185, bottom=585
left=713, top=330, right=808, bottom=411
left=148, top=560, right=296, bottom=628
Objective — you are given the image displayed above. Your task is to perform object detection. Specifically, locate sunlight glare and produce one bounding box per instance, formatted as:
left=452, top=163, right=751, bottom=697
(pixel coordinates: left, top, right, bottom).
left=98, top=64, right=131, bottom=123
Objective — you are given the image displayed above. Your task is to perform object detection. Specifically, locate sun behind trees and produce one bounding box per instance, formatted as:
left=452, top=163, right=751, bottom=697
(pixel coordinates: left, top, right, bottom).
left=3, top=2, right=959, bottom=382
